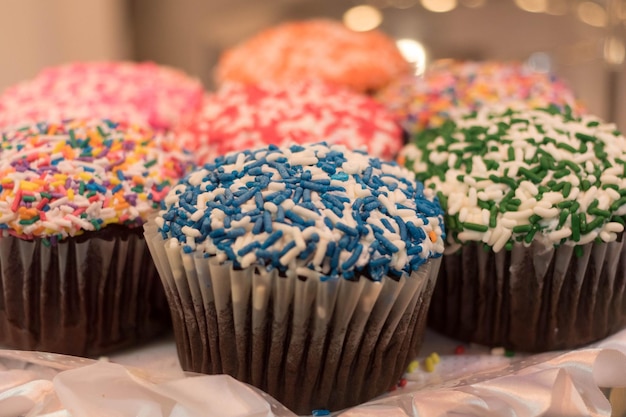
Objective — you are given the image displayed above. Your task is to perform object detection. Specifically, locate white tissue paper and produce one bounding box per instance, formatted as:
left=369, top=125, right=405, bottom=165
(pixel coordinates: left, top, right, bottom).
left=2, top=328, right=626, bottom=417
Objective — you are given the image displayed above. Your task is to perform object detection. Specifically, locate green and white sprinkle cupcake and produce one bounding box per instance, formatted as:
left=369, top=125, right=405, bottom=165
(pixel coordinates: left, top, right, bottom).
left=401, top=105, right=626, bottom=352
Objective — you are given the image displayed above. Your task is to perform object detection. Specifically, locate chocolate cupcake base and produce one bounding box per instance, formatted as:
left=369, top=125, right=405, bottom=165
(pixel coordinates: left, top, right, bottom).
left=0, top=226, right=170, bottom=357
left=145, top=223, right=440, bottom=414
left=429, top=236, right=626, bottom=352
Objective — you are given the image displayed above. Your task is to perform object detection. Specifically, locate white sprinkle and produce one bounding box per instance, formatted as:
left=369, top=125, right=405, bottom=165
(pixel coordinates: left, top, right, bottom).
left=182, top=226, right=201, bottom=237
left=547, top=228, right=572, bottom=242
left=533, top=206, right=559, bottom=218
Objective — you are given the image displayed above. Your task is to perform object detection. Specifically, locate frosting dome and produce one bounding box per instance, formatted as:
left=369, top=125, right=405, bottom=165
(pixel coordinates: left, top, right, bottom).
left=158, top=142, right=445, bottom=280
left=401, top=106, right=626, bottom=252
left=0, top=119, right=193, bottom=242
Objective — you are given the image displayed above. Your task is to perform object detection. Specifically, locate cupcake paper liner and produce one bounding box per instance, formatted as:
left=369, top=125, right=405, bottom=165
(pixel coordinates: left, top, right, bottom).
left=145, top=222, right=441, bottom=414
left=429, top=235, right=626, bottom=352
left=0, top=226, right=170, bottom=357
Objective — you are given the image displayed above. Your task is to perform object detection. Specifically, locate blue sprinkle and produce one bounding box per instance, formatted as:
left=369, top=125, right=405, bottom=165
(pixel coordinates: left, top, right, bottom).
left=261, top=230, right=283, bottom=249
left=263, top=211, right=272, bottom=233
left=301, top=180, right=329, bottom=192
left=117, top=170, right=125, bottom=181
left=363, top=166, right=373, bottom=183
left=111, top=184, right=123, bottom=194
left=341, top=244, right=363, bottom=270
left=293, top=187, right=303, bottom=203
left=278, top=240, right=297, bottom=258
left=234, top=188, right=256, bottom=206
left=352, top=198, right=364, bottom=211
left=375, top=232, right=399, bottom=253
left=302, top=189, right=312, bottom=202
left=338, top=235, right=350, bottom=249
left=407, top=222, right=426, bottom=240
left=237, top=241, right=261, bottom=256
left=393, top=216, right=408, bottom=240
left=276, top=206, right=285, bottom=222
left=369, top=257, right=390, bottom=268
left=209, top=228, right=226, bottom=238
left=252, top=217, right=264, bottom=234
left=83, top=166, right=95, bottom=172
left=380, top=218, right=396, bottom=233
left=183, top=245, right=194, bottom=254
left=335, top=222, right=358, bottom=236
left=331, top=172, right=349, bottom=181
left=363, top=200, right=380, bottom=211
left=225, top=227, right=246, bottom=238
left=217, top=172, right=236, bottom=182
left=312, top=410, right=330, bottom=416
left=285, top=210, right=309, bottom=226
left=323, top=217, right=334, bottom=230
left=223, top=216, right=231, bottom=228
left=407, top=245, right=423, bottom=255
left=254, top=192, right=264, bottom=208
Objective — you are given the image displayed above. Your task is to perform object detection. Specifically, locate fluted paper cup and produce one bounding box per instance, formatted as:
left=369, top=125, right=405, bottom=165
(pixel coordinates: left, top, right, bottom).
left=0, top=225, right=170, bottom=357
left=429, top=235, right=626, bottom=352
left=145, top=221, right=441, bottom=414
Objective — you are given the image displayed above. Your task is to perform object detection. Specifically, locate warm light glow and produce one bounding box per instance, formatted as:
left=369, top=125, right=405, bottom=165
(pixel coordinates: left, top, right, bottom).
left=604, top=36, right=625, bottom=65
left=343, top=5, right=383, bottom=32
left=577, top=1, right=607, bottom=27
left=396, top=38, right=427, bottom=75
left=421, top=0, right=457, bottom=13
left=514, top=0, right=547, bottom=13
left=460, top=0, right=486, bottom=7
left=526, top=52, right=552, bottom=73
left=545, top=0, right=568, bottom=15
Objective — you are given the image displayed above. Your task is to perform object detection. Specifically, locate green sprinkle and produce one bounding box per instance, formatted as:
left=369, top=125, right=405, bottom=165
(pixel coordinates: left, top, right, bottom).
left=518, top=167, right=542, bottom=183
left=556, top=201, right=573, bottom=209
left=143, top=159, right=158, bottom=169
left=463, top=222, right=489, bottom=232
left=562, top=183, right=572, bottom=198
left=558, top=209, right=570, bottom=229
left=19, top=215, right=40, bottom=225
left=504, top=242, right=513, bottom=251
left=556, top=142, right=577, bottom=153
left=500, top=176, right=517, bottom=188
left=570, top=201, right=580, bottom=213
left=507, top=147, right=515, bottom=161
left=574, top=245, right=584, bottom=258
left=512, top=224, right=532, bottom=233
left=529, top=214, right=542, bottom=223
left=539, top=155, right=554, bottom=170
left=456, top=174, right=465, bottom=182
left=611, top=197, right=626, bottom=211
left=571, top=213, right=580, bottom=241
left=553, top=169, right=570, bottom=179
left=477, top=199, right=490, bottom=210
left=575, top=132, right=595, bottom=142
left=581, top=180, right=591, bottom=191
left=579, top=212, right=587, bottom=233
left=40, top=192, right=52, bottom=199
left=524, top=227, right=537, bottom=243
left=589, top=208, right=611, bottom=218
left=86, top=191, right=97, bottom=198
left=42, top=238, right=51, bottom=247
left=22, top=196, right=36, bottom=202
left=489, top=206, right=498, bottom=227
left=584, top=216, right=605, bottom=233
left=489, top=174, right=501, bottom=183
left=79, top=181, right=85, bottom=195
left=437, top=191, right=448, bottom=211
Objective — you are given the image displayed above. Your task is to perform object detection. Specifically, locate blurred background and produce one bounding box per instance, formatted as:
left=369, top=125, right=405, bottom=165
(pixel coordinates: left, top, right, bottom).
left=1, top=0, right=625, bottom=128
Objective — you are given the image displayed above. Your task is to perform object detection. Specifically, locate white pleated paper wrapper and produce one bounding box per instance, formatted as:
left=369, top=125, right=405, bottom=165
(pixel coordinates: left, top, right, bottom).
left=3, top=328, right=626, bottom=417
left=143, top=221, right=440, bottom=414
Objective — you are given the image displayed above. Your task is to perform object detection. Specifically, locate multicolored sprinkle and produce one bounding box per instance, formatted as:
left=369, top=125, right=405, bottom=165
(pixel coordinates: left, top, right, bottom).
left=157, top=142, right=445, bottom=281
left=401, top=106, right=626, bottom=252
left=215, top=19, right=410, bottom=93
left=177, top=80, right=404, bottom=164
left=378, top=60, right=585, bottom=134
left=0, top=61, right=204, bottom=131
left=0, top=119, right=193, bottom=242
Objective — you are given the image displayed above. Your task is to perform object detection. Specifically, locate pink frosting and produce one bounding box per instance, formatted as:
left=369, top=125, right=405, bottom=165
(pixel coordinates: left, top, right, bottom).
left=0, top=61, right=205, bottom=131
left=177, top=80, right=404, bottom=164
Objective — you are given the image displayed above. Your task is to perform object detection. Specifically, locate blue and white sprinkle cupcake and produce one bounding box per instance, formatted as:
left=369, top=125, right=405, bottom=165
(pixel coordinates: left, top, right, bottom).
left=144, top=142, right=445, bottom=413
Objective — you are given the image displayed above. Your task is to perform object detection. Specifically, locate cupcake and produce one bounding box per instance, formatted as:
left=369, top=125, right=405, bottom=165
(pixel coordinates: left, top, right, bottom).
left=0, top=119, right=192, bottom=356
left=144, top=142, right=445, bottom=413
left=214, top=19, right=410, bottom=94
left=378, top=60, right=584, bottom=135
left=0, top=61, right=204, bottom=131
left=401, top=105, right=626, bottom=352
left=177, top=80, right=404, bottom=165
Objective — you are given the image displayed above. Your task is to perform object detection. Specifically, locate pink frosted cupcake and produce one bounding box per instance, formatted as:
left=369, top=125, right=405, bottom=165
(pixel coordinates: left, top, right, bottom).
left=177, top=80, right=404, bottom=164
left=0, top=61, right=204, bottom=131
left=378, top=59, right=585, bottom=134
left=215, top=19, right=410, bottom=93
